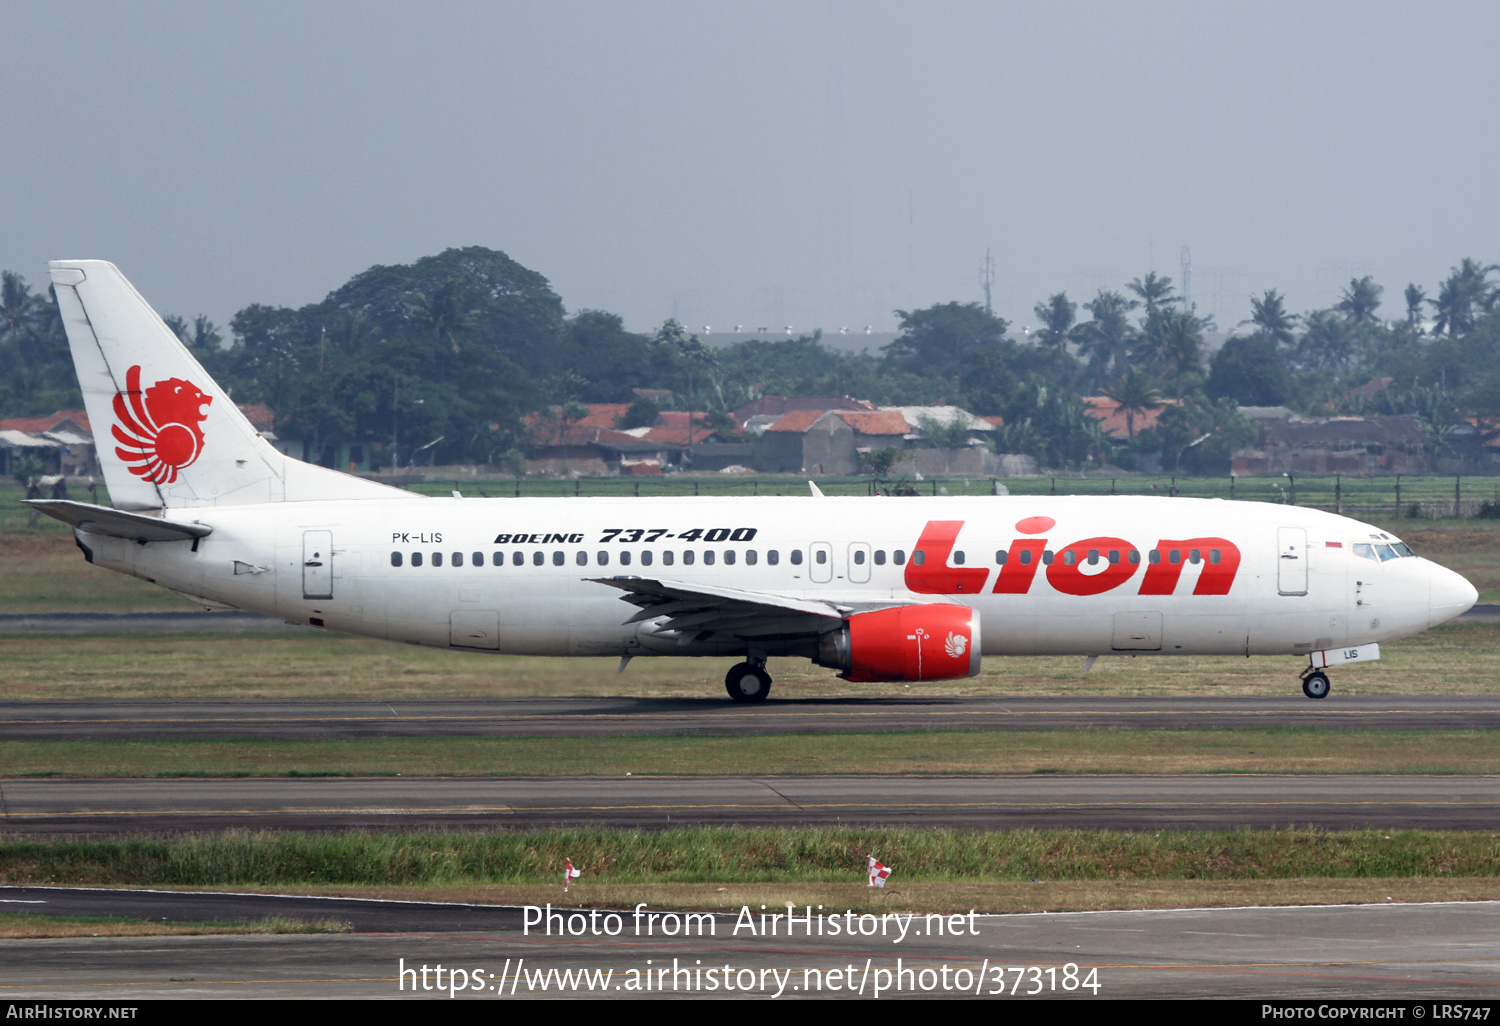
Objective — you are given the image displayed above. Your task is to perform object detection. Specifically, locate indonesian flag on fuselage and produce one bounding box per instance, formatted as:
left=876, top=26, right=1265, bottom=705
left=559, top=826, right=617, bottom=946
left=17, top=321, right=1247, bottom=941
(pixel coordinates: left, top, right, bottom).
left=868, top=856, right=892, bottom=888
left=564, top=858, right=581, bottom=891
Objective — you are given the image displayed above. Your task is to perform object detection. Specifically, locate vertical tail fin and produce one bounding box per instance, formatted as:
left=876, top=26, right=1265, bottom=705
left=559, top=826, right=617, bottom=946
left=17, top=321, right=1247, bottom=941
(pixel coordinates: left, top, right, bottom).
left=49, top=260, right=406, bottom=509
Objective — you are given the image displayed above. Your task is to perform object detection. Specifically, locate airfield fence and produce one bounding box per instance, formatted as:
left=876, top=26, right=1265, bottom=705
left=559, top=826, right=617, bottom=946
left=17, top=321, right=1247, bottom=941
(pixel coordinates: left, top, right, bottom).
left=3, top=473, right=1498, bottom=535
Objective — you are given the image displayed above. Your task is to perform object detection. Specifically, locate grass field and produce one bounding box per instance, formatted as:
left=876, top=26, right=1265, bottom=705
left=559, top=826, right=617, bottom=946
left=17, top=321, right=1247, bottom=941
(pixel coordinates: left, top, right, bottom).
left=4, top=829, right=1499, bottom=914
left=0, top=912, right=348, bottom=939
left=2, top=621, right=1495, bottom=702
left=5, top=729, right=1500, bottom=778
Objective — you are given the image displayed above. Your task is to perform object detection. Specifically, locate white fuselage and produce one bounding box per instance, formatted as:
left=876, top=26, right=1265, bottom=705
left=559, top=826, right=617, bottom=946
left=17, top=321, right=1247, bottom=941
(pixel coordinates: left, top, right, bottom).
left=75, top=494, right=1476, bottom=667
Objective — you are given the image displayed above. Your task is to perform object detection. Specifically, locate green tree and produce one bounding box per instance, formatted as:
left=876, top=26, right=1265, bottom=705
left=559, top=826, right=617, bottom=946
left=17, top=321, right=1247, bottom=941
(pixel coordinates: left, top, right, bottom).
left=883, top=302, right=1010, bottom=380
left=1205, top=336, right=1290, bottom=406
left=1335, top=276, right=1383, bottom=324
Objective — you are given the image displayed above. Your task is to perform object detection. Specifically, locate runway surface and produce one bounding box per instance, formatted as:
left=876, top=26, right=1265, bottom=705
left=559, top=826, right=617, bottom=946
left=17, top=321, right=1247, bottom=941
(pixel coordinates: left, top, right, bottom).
left=1, top=774, right=1497, bottom=833
left=3, top=604, right=1497, bottom=634
left=5, top=695, right=1500, bottom=739
left=0, top=888, right=1495, bottom=998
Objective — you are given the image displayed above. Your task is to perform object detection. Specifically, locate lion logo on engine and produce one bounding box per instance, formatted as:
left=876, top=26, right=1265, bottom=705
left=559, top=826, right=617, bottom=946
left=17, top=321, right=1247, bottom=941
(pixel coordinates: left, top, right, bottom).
left=944, top=631, right=967, bottom=658
left=112, top=364, right=212, bottom=484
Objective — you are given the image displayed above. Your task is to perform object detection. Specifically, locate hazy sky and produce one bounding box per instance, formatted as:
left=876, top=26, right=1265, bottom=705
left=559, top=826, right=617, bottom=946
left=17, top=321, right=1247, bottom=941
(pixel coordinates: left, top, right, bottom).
left=4, top=1, right=1498, bottom=340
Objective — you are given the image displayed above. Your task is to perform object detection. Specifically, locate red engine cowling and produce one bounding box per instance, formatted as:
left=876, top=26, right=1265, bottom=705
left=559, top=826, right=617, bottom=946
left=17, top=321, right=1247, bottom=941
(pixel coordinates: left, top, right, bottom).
left=816, top=603, right=982, bottom=682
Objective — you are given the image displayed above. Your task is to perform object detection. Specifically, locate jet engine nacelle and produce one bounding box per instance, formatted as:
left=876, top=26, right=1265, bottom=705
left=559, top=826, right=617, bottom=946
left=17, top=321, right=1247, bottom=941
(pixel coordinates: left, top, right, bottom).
left=816, top=603, right=981, bottom=682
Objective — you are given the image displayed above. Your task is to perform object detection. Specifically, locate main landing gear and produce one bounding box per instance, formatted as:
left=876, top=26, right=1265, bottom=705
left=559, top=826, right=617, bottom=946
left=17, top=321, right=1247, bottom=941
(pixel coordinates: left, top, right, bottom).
left=725, top=660, right=772, bottom=703
left=1300, top=667, right=1331, bottom=700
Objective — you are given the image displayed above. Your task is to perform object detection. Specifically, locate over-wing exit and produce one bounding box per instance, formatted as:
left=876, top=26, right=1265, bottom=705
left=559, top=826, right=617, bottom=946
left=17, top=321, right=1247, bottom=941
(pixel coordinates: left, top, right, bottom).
left=28, top=261, right=1478, bottom=704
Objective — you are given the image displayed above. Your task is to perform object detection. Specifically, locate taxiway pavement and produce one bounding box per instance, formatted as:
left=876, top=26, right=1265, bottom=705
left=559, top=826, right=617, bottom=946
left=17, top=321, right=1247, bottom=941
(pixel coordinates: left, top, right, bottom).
left=5, top=695, right=1500, bottom=739
left=0, top=774, right=1496, bottom=833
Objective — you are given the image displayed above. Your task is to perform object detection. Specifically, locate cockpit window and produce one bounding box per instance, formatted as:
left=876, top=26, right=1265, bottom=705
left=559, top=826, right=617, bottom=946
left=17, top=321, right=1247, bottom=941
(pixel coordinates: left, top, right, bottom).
left=1392, top=542, right=1415, bottom=557
left=1376, top=544, right=1398, bottom=562
left=1352, top=543, right=1378, bottom=562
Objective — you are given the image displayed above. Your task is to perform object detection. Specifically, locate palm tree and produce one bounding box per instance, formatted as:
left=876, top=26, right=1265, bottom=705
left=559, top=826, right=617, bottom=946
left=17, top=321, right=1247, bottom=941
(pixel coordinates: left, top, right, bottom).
left=1243, top=289, right=1299, bottom=347
left=1298, top=309, right=1355, bottom=374
left=413, top=281, right=476, bottom=353
left=1160, top=310, right=1206, bottom=400
left=1125, top=272, right=1178, bottom=315
left=1336, top=276, right=1383, bottom=325
left=1101, top=367, right=1162, bottom=441
left=1404, top=284, right=1427, bottom=330
left=1074, top=290, right=1137, bottom=385
left=1032, top=292, right=1078, bottom=357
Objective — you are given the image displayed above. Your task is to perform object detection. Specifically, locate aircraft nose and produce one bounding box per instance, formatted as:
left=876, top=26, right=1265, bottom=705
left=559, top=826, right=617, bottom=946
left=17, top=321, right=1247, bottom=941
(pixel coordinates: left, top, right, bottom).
left=1429, top=563, right=1479, bottom=628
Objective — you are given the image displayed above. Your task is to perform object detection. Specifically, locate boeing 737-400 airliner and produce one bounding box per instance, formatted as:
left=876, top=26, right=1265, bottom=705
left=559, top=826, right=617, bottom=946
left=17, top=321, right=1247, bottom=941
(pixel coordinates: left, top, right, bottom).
left=27, top=261, right=1478, bottom=702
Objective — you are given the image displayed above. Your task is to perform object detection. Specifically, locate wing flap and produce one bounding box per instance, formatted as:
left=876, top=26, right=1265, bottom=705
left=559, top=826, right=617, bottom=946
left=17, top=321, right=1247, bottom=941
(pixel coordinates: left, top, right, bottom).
left=587, top=576, right=848, bottom=638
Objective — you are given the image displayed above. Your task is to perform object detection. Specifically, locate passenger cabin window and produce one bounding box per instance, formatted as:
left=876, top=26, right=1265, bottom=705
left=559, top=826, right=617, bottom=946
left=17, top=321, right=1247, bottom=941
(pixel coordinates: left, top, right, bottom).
left=814, top=549, right=827, bottom=565
left=576, top=551, right=588, bottom=566
left=995, top=550, right=1007, bottom=565
left=432, top=552, right=443, bottom=567
left=1149, top=549, right=1161, bottom=564
left=552, top=551, right=565, bottom=566
left=532, top=552, right=544, bottom=566
left=893, top=550, right=906, bottom=565
left=1042, top=550, right=1054, bottom=565
left=724, top=550, right=736, bottom=565
left=1209, top=549, right=1221, bottom=564
left=874, top=550, right=886, bottom=565
left=493, top=552, right=503, bottom=566
left=1018, top=550, right=1032, bottom=566
left=620, top=551, right=633, bottom=566
left=472, top=552, right=483, bottom=566
left=767, top=550, right=779, bottom=565
left=1189, top=549, right=1201, bottom=564
left=852, top=550, right=865, bottom=565
left=952, top=550, right=965, bottom=565
left=1128, top=550, right=1140, bottom=564
left=1168, top=550, right=1181, bottom=565
left=412, top=552, right=424, bottom=567
left=1062, top=550, right=1077, bottom=566
left=452, top=552, right=463, bottom=567
left=597, top=551, right=609, bottom=566
left=639, top=550, right=652, bottom=566
left=790, top=550, right=802, bottom=566
left=746, top=550, right=758, bottom=565
left=391, top=552, right=403, bottom=567
left=513, top=551, right=524, bottom=566
left=683, top=551, right=696, bottom=565
left=703, top=551, right=715, bottom=566
left=912, top=550, right=925, bottom=565
left=662, top=551, right=673, bottom=566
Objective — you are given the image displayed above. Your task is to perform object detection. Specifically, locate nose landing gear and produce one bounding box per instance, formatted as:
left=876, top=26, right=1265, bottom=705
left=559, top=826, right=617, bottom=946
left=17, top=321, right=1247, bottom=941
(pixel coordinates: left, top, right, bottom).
left=725, top=660, right=772, bottom=703
left=1300, top=667, right=1331, bottom=700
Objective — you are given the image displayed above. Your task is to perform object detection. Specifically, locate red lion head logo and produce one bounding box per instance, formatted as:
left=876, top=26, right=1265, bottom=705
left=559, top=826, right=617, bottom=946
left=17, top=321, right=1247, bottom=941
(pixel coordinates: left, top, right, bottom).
left=112, top=365, right=212, bottom=484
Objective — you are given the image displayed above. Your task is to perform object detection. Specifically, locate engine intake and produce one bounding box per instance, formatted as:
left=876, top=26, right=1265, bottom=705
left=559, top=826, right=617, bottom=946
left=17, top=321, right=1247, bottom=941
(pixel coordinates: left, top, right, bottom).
left=816, top=603, right=982, bottom=682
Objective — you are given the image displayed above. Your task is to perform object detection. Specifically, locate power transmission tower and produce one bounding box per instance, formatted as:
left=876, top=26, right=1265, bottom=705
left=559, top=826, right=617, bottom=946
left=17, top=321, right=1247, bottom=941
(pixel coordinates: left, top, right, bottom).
left=1180, top=246, right=1193, bottom=310
left=979, top=248, right=995, bottom=315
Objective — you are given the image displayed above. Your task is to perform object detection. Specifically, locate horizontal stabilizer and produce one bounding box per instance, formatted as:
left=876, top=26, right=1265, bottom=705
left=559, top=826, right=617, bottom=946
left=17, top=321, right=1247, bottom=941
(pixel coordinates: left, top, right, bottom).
left=24, top=500, right=211, bottom=542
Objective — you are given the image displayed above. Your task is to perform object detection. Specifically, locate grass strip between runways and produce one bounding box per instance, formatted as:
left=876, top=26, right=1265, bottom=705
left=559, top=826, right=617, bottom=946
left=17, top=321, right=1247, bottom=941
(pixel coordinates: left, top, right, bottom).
left=2, top=828, right=1499, bottom=888
left=5, top=729, right=1500, bottom=777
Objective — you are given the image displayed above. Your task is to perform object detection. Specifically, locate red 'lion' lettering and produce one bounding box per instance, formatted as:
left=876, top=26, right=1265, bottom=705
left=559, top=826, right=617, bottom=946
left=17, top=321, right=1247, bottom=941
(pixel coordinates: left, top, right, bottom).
left=993, top=539, right=1046, bottom=593
left=1045, top=536, right=1139, bottom=596
left=112, top=364, right=212, bottom=484
left=1138, top=538, right=1241, bottom=595
left=905, top=521, right=989, bottom=594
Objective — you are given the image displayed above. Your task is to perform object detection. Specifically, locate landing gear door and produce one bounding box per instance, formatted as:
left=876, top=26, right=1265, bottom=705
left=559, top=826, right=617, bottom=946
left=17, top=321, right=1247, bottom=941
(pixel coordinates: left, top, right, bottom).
left=303, top=530, right=333, bottom=600
left=1277, top=527, right=1307, bottom=596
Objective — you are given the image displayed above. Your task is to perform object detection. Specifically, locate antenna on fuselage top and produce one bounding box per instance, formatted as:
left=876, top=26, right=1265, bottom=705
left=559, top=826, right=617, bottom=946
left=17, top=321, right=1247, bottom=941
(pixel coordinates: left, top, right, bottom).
left=808, top=480, right=825, bottom=498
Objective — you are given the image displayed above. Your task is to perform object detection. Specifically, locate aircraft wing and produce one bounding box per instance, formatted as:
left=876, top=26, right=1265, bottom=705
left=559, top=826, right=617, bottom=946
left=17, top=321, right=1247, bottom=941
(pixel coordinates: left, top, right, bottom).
left=587, top=576, right=854, bottom=640
left=25, top=499, right=212, bottom=542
